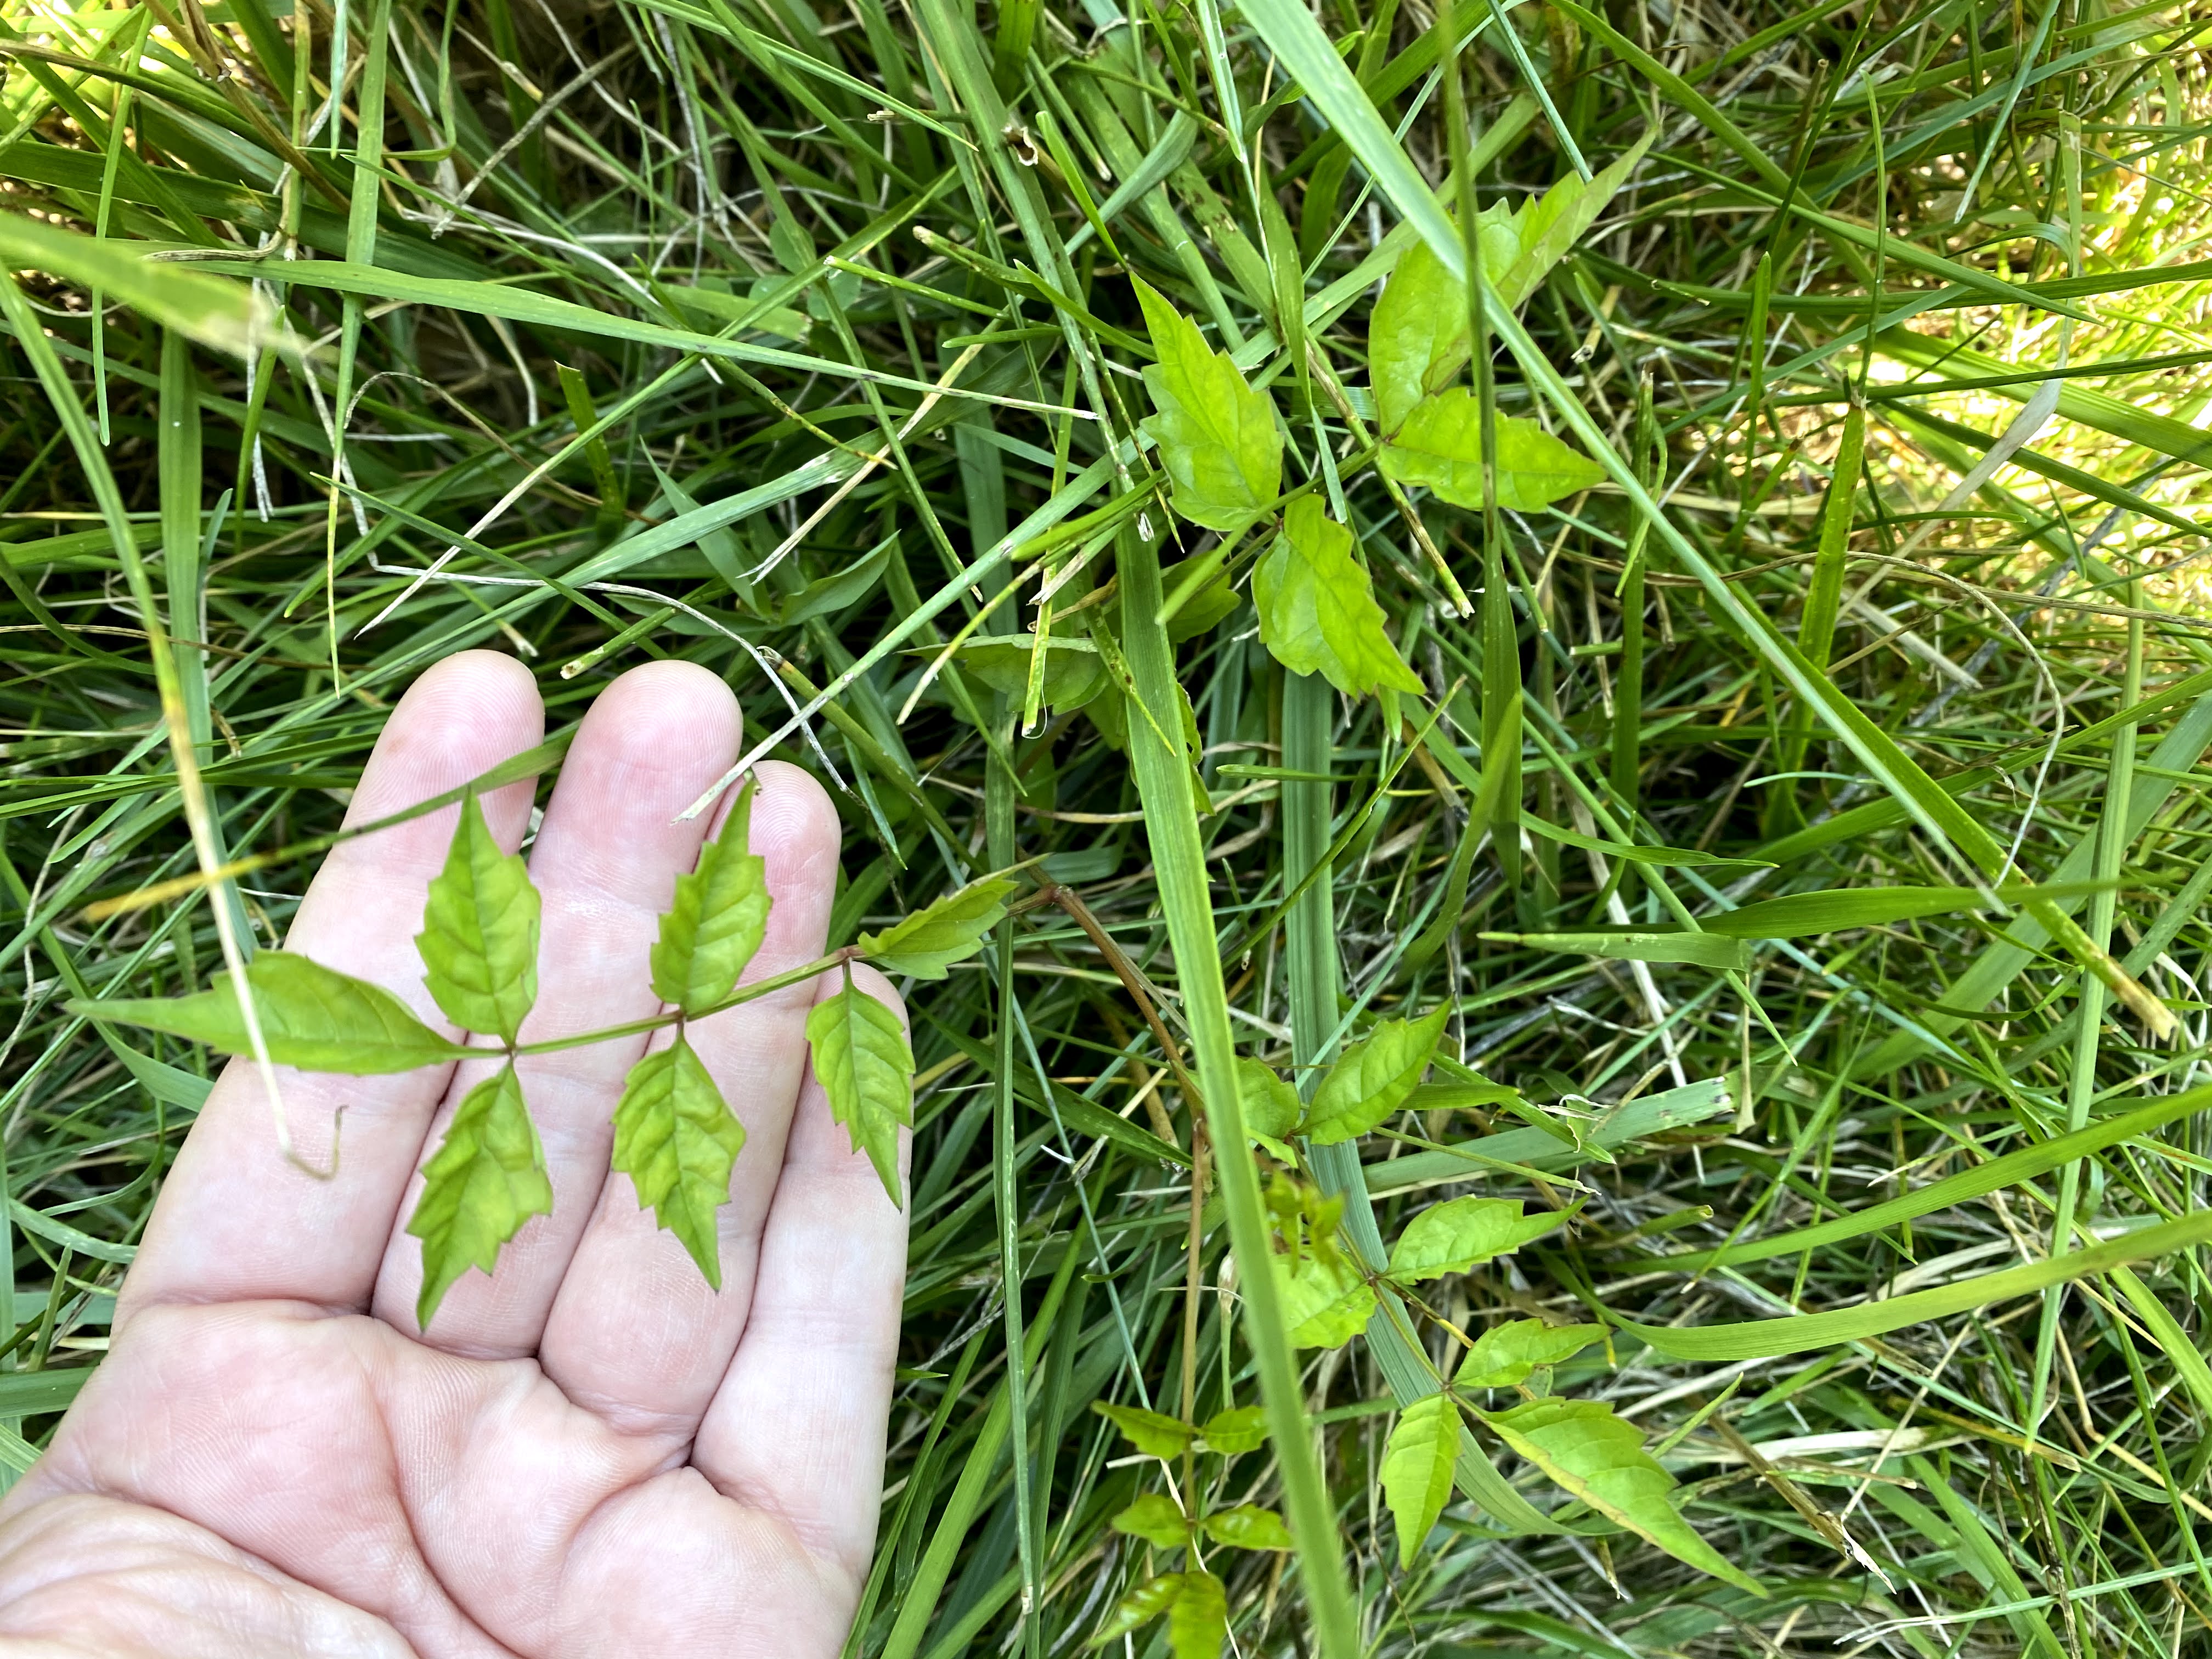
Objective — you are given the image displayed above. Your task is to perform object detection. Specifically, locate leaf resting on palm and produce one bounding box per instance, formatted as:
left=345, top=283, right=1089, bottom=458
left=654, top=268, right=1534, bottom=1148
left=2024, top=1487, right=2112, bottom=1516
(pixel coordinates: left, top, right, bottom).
left=805, top=969, right=913, bottom=1205
left=416, top=792, right=541, bottom=1042
left=612, top=1035, right=747, bottom=1286
left=408, top=1063, right=552, bottom=1328
left=70, top=950, right=470, bottom=1074
left=651, top=778, right=771, bottom=1015
left=1252, top=498, right=1422, bottom=699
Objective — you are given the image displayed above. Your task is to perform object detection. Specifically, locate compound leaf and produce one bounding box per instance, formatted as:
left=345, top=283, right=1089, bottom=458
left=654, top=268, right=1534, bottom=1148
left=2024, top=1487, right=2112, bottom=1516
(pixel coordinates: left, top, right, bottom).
left=70, top=950, right=470, bottom=1075
left=1305, top=1007, right=1449, bottom=1144
left=651, top=779, right=771, bottom=1015
left=1388, top=1197, right=1570, bottom=1283
left=611, top=1035, right=747, bottom=1288
left=1253, top=498, right=1423, bottom=699
left=415, top=792, right=540, bottom=1043
left=1094, top=1401, right=1197, bottom=1459
left=857, top=876, right=1015, bottom=980
left=1203, top=1503, right=1293, bottom=1551
left=1134, top=278, right=1280, bottom=534
left=1111, top=1492, right=1190, bottom=1550
left=1380, top=394, right=1606, bottom=512
left=1457, top=1319, right=1606, bottom=1387
left=1479, top=1397, right=1765, bottom=1595
left=407, top=1063, right=552, bottom=1328
left=805, top=970, right=913, bottom=1205
left=1381, top=1392, right=1460, bottom=1565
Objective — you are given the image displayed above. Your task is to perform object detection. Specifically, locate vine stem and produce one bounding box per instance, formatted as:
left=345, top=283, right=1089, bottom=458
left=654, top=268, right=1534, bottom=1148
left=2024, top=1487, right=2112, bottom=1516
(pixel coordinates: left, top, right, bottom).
left=508, top=949, right=853, bottom=1057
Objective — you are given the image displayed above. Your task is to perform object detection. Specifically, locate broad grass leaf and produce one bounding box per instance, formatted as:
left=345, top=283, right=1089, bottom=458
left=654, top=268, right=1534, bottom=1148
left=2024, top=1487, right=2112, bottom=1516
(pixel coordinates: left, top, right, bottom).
left=1369, top=237, right=1469, bottom=435
left=0, top=211, right=274, bottom=357
left=1272, top=1246, right=1376, bottom=1347
left=805, top=972, right=913, bottom=1204
left=651, top=778, right=772, bottom=1015
left=1133, top=277, right=1281, bottom=533
left=416, top=793, right=541, bottom=1042
left=1235, top=1057, right=1301, bottom=1160
left=70, top=950, right=470, bottom=1074
left=1111, top=1492, right=1190, bottom=1549
left=1093, top=1401, right=1197, bottom=1458
left=1381, top=1392, right=1459, bottom=1565
left=406, top=1063, right=552, bottom=1328
left=1702, top=882, right=2111, bottom=938
left=1252, top=498, right=1422, bottom=698
left=1203, top=1503, right=1293, bottom=1550
left=1479, top=1398, right=1764, bottom=1595
left=611, top=1035, right=747, bottom=1288
left=1305, top=1007, right=1449, bottom=1144
left=859, top=876, right=1016, bottom=980
left=1199, top=1403, right=1267, bottom=1454
left=1479, top=930, right=1753, bottom=970
left=1457, top=1319, right=1606, bottom=1387
left=1387, top=1197, right=1567, bottom=1283
left=1380, top=394, right=1606, bottom=511
left=1166, top=1569, right=1227, bottom=1659
left=1091, top=1573, right=1183, bottom=1645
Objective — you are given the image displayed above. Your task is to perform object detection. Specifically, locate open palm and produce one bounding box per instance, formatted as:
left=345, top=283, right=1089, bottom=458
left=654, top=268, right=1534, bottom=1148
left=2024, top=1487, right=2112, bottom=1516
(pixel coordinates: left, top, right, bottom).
left=0, top=653, right=909, bottom=1659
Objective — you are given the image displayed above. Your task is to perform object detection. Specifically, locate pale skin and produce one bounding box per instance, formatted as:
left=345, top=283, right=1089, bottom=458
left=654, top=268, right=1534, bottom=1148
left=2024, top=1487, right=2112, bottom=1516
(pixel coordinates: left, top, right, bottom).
left=0, top=653, right=911, bottom=1658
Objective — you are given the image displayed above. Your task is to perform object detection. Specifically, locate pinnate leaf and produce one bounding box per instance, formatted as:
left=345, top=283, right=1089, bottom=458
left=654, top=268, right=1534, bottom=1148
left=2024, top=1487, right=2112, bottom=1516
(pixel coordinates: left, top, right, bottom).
left=1479, top=1398, right=1764, bottom=1595
left=1457, top=1319, right=1606, bottom=1387
left=1388, top=1197, right=1568, bottom=1283
left=1093, top=1401, right=1197, bottom=1459
left=1133, top=278, right=1280, bottom=534
left=805, top=969, right=913, bottom=1205
left=1202, top=1503, right=1293, bottom=1550
left=611, top=1035, right=747, bottom=1288
left=651, top=779, right=771, bottom=1015
left=1252, top=498, right=1422, bottom=699
left=1380, top=1392, right=1460, bottom=1565
left=70, top=950, right=470, bottom=1074
left=1379, top=395, right=1606, bottom=512
left=1111, top=1492, right=1190, bottom=1549
left=857, top=876, right=1015, bottom=980
left=1199, top=1403, right=1267, bottom=1454
left=415, top=792, right=541, bottom=1042
left=1272, top=1246, right=1376, bottom=1348
left=1305, top=1007, right=1449, bottom=1144
left=407, top=1063, right=552, bottom=1328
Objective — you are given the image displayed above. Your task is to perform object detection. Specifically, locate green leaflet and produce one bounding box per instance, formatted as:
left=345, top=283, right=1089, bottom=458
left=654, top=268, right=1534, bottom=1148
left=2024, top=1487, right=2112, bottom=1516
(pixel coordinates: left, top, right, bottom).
left=1479, top=1398, right=1764, bottom=1595
left=416, top=792, right=541, bottom=1043
left=1203, top=1504, right=1294, bottom=1550
left=650, top=778, right=772, bottom=1015
left=1093, top=1574, right=1184, bottom=1645
left=1479, top=930, right=1753, bottom=970
left=1091, top=1571, right=1227, bottom=1658
left=1369, top=237, right=1471, bottom=436
left=70, top=950, right=471, bottom=1074
left=1094, top=1401, right=1197, bottom=1459
left=805, top=969, right=913, bottom=1204
left=1486, top=134, right=1653, bottom=311
left=1236, top=1057, right=1301, bottom=1161
left=857, top=875, right=1016, bottom=980
left=407, top=1062, right=554, bottom=1328
left=0, top=210, right=273, bottom=357
left=955, top=634, right=1107, bottom=712
left=1304, top=1007, right=1451, bottom=1143
left=1624, top=1207, right=2212, bottom=1362
left=1456, top=1320, right=1606, bottom=1387
left=1272, top=1246, right=1377, bottom=1347
left=1111, top=1493, right=1190, bottom=1549
left=1379, top=395, right=1607, bottom=511
left=1133, top=277, right=1282, bottom=534
left=1381, top=1393, right=1460, bottom=1565
left=1252, top=498, right=1423, bottom=698
left=611, top=1035, right=747, bottom=1288
left=1199, top=1403, right=1268, bottom=1453
left=1387, top=1197, right=1568, bottom=1283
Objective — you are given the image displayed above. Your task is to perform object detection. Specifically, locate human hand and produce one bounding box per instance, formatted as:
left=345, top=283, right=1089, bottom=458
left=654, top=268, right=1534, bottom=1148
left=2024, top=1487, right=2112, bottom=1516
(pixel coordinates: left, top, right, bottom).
left=0, top=653, right=909, bottom=1659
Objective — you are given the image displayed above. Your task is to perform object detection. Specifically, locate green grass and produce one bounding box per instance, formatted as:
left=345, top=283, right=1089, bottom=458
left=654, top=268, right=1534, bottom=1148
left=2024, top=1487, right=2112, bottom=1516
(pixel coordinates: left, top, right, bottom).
left=5, top=0, right=2212, bottom=1650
